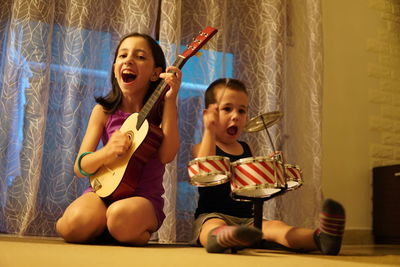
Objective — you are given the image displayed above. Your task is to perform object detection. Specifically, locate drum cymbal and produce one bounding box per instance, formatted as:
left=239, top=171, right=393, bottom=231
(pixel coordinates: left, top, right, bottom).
left=244, top=111, right=282, bottom=132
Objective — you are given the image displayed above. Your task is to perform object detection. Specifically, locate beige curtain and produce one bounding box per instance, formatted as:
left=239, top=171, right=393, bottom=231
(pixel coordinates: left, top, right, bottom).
left=0, top=0, right=323, bottom=242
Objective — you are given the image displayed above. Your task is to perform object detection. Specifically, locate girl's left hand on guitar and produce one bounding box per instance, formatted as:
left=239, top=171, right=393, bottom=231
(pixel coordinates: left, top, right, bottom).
left=160, top=66, right=182, bottom=101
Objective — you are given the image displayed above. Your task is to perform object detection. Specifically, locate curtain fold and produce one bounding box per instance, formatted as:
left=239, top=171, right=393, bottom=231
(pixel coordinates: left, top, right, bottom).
left=275, top=0, right=324, bottom=228
left=0, top=0, right=323, bottom=241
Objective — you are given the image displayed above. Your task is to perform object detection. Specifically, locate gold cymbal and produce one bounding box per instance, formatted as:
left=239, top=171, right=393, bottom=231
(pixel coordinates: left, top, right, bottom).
left=244, top=111, right=282, bottom=132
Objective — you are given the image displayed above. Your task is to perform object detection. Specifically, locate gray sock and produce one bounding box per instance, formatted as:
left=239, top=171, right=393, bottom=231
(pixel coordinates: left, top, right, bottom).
left=314, top=199, right=346, bottom=255
left=206, top=225, right=263, bottom=253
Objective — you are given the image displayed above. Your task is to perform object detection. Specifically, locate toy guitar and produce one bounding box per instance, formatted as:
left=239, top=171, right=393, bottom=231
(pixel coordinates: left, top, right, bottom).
left=90, top=26, right=218, bottom=202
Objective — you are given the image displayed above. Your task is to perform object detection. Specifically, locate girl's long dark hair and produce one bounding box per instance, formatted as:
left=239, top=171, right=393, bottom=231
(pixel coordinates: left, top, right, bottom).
left=96, top=33, right=166, bottom=115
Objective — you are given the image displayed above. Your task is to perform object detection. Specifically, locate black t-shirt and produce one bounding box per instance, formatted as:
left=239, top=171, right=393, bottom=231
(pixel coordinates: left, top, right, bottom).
left=194, top=141, right=254, bottom=218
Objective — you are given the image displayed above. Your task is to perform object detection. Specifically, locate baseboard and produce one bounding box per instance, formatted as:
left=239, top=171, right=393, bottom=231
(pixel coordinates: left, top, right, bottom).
left=342, top=229, right=373, bottom=245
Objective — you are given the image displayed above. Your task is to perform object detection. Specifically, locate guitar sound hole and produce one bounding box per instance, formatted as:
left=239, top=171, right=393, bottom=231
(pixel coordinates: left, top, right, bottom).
left=126, top=131, right=134, bottom=148
left=126, top=130, right=134, bottom=140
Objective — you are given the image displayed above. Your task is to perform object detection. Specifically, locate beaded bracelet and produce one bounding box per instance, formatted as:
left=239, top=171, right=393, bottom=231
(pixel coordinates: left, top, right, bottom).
left=77, top=152, right=97, bottom=177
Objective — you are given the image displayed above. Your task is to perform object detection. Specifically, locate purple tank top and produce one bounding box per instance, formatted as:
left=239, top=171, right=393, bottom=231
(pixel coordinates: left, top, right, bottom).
left=101, top=109, right=166, bottom=228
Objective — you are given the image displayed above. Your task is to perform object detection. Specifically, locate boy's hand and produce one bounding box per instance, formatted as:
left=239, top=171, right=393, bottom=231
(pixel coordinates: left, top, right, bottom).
left=103, top=130, right=131, bottom=165
left=193, top=104, right=218, bottom=158
left=160, top=66, right=182, bottom=101
left=203, top=103, right=219, bottom=133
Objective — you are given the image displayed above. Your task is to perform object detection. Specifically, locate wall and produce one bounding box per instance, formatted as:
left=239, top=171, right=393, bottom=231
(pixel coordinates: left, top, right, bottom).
left=321, top=0, right=400, bottom=237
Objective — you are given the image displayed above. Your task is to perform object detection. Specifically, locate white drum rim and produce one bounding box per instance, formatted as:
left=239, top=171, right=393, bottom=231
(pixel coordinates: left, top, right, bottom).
left=231, top=156, right=283, bottom=166
left=284, top=163, right=302, bottom=170
left=190, top=174, right=230, bottom=187
left=188, top=156, right=230, bottom=166
left=285, top=180, right=303, bottom=191
left=231, top=183, right=284, bottom=197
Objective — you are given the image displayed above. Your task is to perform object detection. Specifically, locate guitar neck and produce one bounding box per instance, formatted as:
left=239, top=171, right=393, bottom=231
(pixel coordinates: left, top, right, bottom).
left=136, top=56, right=186, bottom=130
left=136, top=26, right=218, bottom=130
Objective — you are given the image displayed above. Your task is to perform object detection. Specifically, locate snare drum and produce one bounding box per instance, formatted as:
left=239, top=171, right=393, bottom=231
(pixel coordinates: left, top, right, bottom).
left=230, top=156, right=285, bottom=198
left=187, top=156, right=231, bottom=187
left=284, top=164, right=303, bottom=190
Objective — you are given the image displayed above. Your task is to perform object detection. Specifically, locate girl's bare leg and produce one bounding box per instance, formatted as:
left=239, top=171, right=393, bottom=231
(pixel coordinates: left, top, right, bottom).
left=106, top=196, right=158, bottom=245
left=56, top=192, right=107, bottom=243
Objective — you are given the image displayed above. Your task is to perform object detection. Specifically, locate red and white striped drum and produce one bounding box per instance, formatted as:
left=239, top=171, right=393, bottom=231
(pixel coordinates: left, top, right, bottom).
left=284, top=164, right=303, bottom=190
left=187, top=156, right=231, bottom=187
left=230, top=157, right=285, bottom=198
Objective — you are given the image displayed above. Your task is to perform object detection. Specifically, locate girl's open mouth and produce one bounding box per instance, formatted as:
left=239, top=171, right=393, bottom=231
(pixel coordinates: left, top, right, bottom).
left=121, top=70, right=137, bottom=83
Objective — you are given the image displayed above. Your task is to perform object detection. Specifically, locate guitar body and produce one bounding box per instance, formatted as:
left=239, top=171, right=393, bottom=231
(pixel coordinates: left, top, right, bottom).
left=90, top=113, right=163, bottom=202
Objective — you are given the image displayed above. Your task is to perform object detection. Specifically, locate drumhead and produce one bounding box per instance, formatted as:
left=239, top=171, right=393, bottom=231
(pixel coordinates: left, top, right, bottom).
left=232, top=184, right=282, bottom=198
left=188, top=156, right=230, bottom=166
left=190, top=173, right=230, bottom=187
left=231, top=156, right=276, bottom=166
left=286, top=180, right=301, bottom=189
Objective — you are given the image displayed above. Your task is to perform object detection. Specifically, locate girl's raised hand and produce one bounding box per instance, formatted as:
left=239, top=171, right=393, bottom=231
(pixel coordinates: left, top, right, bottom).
left=160, top=66, right=182, bottom=101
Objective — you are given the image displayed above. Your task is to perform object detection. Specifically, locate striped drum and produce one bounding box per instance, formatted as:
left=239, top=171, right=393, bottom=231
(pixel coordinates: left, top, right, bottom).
left=284, top=164, right=303, bottom=190
left=230, top=156, right=285, bottom=198
left=187, top=156, right=231, bottom=187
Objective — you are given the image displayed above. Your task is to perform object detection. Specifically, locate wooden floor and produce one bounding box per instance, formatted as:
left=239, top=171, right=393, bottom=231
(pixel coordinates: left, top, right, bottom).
left=0, top=234, right=399, bottom=267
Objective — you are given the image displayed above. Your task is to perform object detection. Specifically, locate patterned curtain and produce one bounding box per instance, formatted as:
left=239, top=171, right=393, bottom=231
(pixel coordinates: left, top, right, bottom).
left=0, top=0, right=160, bottom=236
left=158, top=0, right=324, bottom=242
left=0, top=0, right=323, bottom=242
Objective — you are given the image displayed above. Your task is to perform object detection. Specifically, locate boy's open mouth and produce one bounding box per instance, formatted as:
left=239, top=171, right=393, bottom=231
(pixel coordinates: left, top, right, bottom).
left=227, top=126, right=238, bottom=136
left=122, top=70, right=137, bottom=83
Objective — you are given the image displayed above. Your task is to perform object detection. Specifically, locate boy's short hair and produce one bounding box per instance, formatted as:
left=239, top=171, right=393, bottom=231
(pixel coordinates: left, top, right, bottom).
left=204, top=78, right=248, bottom=108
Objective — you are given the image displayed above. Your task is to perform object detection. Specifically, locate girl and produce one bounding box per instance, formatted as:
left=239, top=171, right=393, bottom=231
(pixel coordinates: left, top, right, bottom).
left=56, top=33, right=182, bottom=245
left=191, top=78, right=345, bottom=255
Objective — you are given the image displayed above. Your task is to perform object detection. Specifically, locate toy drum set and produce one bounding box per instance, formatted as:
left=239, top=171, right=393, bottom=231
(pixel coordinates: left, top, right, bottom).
left=188, top=153, right=303, bottom=198
left=187, top=111, right=303, bottom=230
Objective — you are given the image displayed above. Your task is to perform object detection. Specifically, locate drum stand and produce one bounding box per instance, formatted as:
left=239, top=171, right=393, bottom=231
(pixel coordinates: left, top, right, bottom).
left=251, top=115, right=288, bottom=230
left=232, top=115, right=283, bottom=229
left=253, top=198, right=264, bottom=230
left=231, top=118, right=289, bottom=254
left=230, top=189, right=287, bottom=254
left=233, top=188, right=287, bottom=231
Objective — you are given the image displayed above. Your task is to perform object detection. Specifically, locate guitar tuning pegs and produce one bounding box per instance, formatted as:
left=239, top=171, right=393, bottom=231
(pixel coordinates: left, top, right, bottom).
left=202, top=44, right=209, bottom=50
left=195, top=51, right=203, bottom=58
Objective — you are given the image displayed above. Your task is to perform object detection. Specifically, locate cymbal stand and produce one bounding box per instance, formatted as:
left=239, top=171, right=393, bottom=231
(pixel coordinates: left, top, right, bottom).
left=261, top=115, right=276, bottom=153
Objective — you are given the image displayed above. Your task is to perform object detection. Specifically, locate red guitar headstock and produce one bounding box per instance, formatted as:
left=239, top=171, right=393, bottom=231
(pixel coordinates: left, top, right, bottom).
left=181, top=26, right=218, bottom=60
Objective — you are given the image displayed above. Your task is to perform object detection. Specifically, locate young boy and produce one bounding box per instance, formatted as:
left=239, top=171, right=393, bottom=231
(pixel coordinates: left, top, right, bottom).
left=190, top=78, right=345, bottom=255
